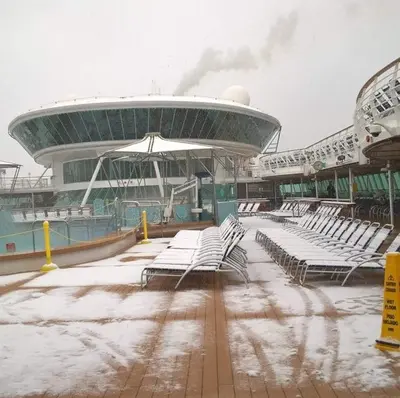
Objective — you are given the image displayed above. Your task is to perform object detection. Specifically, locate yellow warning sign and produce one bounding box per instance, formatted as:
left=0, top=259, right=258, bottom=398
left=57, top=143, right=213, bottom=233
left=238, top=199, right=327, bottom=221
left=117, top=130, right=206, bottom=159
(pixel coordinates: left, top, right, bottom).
left=376, top=252, right=400, bottom=351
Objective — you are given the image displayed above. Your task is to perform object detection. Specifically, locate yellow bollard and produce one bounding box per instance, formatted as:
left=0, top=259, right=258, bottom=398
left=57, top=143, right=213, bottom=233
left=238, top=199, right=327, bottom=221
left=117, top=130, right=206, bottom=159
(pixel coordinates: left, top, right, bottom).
left=40, top=221, right=59, bottom=272
left=140, top=210, right=151, bottom=244
left=376, top=252, right=400, bottom=351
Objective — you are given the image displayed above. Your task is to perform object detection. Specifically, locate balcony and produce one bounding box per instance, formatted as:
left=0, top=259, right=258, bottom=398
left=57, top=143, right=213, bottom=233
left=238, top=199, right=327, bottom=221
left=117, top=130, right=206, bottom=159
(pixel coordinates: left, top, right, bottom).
left=0, top=176, right=55, bottom=193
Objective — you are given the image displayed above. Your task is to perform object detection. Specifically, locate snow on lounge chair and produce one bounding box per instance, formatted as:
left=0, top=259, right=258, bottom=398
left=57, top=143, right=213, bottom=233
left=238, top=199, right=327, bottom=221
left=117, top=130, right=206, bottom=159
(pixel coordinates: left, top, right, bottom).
left=141, top=216, right=249, bottom=289
left=237, top=202, right=247, bottom=214
left=284, top=221, right=381, bottom=278
left=259, top=201, right=293, bottom=219
left=239, top=203, right=253, bottom=217
left=168, top=214, right=238, bottom=249
left=270, top=202, right=312, bottom=222
left=258, top=218, right=368, bottom=274
left=246, top=202, right=260, bottom=216
left=257, top=218, right=378, bottom=273
left=256, top=217, right=394, bottom=284
left=298, top=227, right=399, bottom=286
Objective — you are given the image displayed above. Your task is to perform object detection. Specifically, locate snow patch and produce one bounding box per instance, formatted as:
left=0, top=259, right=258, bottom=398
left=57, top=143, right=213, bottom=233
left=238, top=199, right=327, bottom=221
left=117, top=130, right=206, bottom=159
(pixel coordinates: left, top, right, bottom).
left=223, top=284, right=270, bottom=314
left=0, top=320, right=156, bottom=397
left=24, top=266, right=146, bottom=287
left=169, top=290, right=209, bottom=313
left=158, top=320, right=203, bottom=359
left=0, top=272, right=38, bottom=286
left=0, top=289, right=169, bottom=323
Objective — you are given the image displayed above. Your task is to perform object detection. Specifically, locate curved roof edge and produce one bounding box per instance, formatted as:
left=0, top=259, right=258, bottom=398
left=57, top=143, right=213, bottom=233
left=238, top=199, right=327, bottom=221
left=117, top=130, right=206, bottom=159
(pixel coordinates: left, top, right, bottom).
left=8, top=95, right=281, bottom=132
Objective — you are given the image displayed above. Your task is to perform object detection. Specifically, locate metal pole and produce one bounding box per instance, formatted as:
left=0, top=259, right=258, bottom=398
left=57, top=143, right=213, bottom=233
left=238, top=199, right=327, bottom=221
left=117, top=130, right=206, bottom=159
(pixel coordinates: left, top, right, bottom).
left=334, top=169, right=339, bottom=201
left=388, top=162, right=394, bottom=226
left=349, top=167, right=354, bottom=218
left=33, top=166, right=50, bottom=188
left=81, top=157, right=104, bottom=206
left=185, top=151, right=192, bottom=206
left=211, top=151, right=218, bottom=224
left=245, top=182, right=248, bottom=199
left=315, top=176, right=319, bottom=199
left=153, top=160, right=164, bottom=198
left=290, top=180, right=293, bottom=197
left=31, top=192, right=35, bottom=215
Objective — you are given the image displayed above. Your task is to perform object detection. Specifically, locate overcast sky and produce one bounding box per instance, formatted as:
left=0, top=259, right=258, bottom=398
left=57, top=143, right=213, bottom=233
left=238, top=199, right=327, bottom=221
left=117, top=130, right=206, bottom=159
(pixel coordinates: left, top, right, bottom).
left=1, top=0, right=399, bottom=175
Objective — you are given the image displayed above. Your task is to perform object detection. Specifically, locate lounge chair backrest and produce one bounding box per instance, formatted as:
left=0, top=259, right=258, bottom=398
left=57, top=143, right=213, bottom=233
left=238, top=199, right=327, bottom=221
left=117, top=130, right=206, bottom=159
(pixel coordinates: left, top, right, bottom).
left=340, top=219, right=361, bottom=242
left=305, top=212, right=320, bottom=228
left=317, top=206, right=326, bottom=215
left=332, top=218, right=352, bottom=239
left=237, top=203, right=246, bottom=212
left=315, top=205, right=324, bottom=214
left=320, top=217, right=336, bottom=235
left=224, top=230, right=246, bottom=259
left=347, top=220, right=371, bottom=246
left=354, top=222, right=380, bottom=249
left=281, top=202, right=290, bottom=210
left=248, top=203, right=257, bottom=212
left=243, top=203, right=253, bottom=212
left=301, top=214, right=314, bottom=228
left=332, top=207, right=342, bottom=216
left=298, top=213, right=311, bottom=227
left=328, top=207, right=337, bottom=215
left=314, top=215, right=331, bottom=233
left=307, top=213, right=325, bottom=230
left=325, top=216, right=345, bottom=237
left=324, top=207, right=332, bottom=215
left=365, top=224, right=393, bottom=252
left=385, top=233, right=400, bottom=253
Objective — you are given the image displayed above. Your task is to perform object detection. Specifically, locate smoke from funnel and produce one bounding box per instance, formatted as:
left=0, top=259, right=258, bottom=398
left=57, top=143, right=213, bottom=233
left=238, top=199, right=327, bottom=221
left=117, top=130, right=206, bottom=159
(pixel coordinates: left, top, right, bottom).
left=173, top=46, right=257, bottom=96
left=341, top=0, right=395, bottom=18
left=174, top=11, right=299, bottom=95
left=260, top=11, right=299, bottom=63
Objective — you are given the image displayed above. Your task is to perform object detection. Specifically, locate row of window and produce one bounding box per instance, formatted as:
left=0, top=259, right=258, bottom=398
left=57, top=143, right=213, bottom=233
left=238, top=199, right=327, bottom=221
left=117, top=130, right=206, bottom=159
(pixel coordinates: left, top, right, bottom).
left=12, top=107, right=277, bottom=155
left=63, top=158, right=213, bottom=184
left=280, top=172, right=400, bottom=198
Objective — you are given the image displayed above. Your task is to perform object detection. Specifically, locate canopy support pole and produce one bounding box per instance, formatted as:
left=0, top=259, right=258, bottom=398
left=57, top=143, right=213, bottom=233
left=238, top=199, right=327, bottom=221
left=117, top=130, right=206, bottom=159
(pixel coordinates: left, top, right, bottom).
left=81, top=157, right=103, bottom=207
left=185, top=151, right=193, bottom=205
left=211, top=151, right=218, bottom=225
left=33, top=166, right=50, bottom=188
left=153, top=160, right=164, bottom=198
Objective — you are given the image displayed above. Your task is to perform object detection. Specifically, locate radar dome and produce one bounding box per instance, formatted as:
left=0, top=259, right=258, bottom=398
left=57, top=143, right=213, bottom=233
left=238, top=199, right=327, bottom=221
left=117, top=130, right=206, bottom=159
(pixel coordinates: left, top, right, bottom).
left=221, top=85, right=250, bottom=106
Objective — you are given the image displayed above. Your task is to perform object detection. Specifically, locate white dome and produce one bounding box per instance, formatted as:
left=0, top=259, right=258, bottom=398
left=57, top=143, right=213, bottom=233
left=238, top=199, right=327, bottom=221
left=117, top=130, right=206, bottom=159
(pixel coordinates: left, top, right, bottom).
left=220, top=85, right=250, bottom=106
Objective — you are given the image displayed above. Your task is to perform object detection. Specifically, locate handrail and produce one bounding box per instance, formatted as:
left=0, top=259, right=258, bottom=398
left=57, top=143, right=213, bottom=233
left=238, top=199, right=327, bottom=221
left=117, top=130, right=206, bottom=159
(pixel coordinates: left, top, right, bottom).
left=356, top=57, right=400, bottom=101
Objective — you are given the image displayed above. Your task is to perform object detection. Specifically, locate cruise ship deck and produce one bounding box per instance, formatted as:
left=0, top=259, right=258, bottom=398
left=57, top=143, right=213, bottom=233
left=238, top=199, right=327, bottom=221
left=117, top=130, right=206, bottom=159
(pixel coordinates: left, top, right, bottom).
left=1, top=218, right=398, bottom=398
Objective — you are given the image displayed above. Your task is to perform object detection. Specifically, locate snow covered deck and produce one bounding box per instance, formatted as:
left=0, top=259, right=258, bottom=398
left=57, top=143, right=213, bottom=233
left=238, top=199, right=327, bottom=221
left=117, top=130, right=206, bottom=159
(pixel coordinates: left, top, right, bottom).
left=0, top=219, right=399, bottom=397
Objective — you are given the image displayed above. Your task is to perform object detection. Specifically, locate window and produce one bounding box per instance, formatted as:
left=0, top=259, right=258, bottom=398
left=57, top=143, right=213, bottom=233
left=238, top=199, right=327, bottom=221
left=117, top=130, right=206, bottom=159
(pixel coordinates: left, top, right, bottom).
left=12, top=107, right=276, bottom=155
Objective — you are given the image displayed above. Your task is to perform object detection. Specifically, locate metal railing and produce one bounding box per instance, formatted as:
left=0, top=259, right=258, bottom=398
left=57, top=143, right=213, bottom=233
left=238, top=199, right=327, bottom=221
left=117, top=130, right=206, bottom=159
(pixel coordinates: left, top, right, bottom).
left=355, top=58, right=400, bottom=144
left=257, top=125, right=359, bottom=177
left=0, top=176, right=54, bottom=191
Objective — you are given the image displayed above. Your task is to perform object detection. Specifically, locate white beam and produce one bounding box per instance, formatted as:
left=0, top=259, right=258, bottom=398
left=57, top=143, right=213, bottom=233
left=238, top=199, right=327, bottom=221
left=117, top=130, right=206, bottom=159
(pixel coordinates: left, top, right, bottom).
left=81, top=157, right=103, bottom=207
left=153, top=160, right=164, bottom=198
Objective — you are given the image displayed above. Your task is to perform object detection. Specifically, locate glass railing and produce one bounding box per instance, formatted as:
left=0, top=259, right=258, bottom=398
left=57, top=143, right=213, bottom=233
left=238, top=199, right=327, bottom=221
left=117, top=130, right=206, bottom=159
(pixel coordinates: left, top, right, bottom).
left=0, top=176, right=54, bottom=191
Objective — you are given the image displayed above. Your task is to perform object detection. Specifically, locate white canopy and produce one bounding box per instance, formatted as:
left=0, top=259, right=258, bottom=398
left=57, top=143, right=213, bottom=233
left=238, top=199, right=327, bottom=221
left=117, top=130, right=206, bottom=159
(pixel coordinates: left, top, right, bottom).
left=0, top=160, right=20, bottom=169
left=102, top=133, right=220, bottom=159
